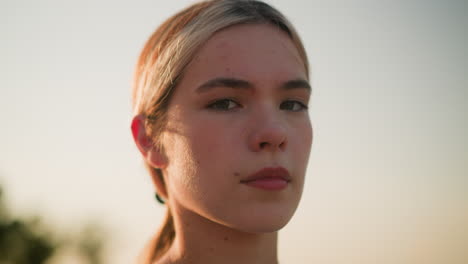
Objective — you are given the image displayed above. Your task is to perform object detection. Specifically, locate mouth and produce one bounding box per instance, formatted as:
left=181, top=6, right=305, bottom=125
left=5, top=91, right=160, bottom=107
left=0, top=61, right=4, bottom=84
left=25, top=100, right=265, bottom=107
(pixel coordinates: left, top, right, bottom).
left=240, top=167, right=291, bottom=191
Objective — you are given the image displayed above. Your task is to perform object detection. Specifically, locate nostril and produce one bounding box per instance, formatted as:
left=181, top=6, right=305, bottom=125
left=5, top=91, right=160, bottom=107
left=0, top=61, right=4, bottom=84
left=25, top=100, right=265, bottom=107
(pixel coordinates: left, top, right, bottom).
left=260, top=142, right=268, bottom=148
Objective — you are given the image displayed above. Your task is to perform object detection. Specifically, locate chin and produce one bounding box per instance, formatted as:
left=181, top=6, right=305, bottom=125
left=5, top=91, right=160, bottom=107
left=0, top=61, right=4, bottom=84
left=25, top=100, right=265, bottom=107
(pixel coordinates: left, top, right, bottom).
left=236, top=217, right=291, bottom=234
left=243, top=223, right=289, bottom=234
left=226, top=203, right=298, bottom=234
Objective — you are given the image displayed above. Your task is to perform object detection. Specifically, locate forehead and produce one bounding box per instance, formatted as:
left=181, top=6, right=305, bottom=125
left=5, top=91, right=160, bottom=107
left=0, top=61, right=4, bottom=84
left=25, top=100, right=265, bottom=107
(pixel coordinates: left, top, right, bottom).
left=178, top=23, right=307, bottom=92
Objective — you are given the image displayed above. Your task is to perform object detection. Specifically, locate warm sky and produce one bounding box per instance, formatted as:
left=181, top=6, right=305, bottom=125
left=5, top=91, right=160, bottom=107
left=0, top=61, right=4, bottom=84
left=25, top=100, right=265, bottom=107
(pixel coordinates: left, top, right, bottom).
left=1, top=0, right=467, bottom=263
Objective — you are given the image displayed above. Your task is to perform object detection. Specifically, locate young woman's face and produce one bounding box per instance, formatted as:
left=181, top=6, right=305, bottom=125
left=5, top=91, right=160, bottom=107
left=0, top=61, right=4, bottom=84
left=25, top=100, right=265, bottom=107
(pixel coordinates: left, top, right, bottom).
left=160, top=23, right=312, bottom=233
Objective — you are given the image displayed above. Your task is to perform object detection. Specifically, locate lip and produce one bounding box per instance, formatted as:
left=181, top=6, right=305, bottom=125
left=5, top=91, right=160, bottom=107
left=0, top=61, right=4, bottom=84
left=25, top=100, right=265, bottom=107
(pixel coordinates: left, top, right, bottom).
left=240, top=167, right=291, bottom=191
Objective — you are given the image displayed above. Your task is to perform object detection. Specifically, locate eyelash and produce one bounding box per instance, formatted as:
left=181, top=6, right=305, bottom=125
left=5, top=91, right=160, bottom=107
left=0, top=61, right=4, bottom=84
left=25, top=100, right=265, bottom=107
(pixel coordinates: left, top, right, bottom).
left=206, top=98, right=241, bottom=111
left=206, top=99, right=308, bottom=112
left=280, top=100, right=308, bottom=111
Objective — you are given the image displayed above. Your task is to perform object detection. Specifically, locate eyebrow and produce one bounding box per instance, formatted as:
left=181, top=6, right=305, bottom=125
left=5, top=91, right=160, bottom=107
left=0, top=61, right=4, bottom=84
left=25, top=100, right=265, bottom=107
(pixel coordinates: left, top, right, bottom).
left=195, top=77, right=311, bottom=93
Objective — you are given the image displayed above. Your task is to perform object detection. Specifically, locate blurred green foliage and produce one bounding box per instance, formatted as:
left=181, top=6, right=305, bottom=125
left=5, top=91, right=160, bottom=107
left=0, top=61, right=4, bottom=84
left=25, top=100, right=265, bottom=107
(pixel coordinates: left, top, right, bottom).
left=0, top=186, right=107, bottom=264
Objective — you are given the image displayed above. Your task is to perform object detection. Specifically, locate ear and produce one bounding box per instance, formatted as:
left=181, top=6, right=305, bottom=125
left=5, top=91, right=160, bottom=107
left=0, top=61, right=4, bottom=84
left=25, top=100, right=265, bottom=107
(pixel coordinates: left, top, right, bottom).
left=131, top=115, right=168, bottom=169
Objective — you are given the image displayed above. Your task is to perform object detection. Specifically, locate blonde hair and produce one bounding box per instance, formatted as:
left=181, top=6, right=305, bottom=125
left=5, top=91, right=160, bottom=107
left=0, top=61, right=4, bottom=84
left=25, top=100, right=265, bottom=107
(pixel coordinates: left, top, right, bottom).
left=131, top=0, right=309, bottom=262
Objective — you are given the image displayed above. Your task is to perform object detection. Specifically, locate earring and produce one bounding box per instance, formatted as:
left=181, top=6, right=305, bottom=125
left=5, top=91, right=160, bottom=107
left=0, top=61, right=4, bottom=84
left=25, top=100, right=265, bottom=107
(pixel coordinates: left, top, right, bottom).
left=155, top=193, right=165, bottom=204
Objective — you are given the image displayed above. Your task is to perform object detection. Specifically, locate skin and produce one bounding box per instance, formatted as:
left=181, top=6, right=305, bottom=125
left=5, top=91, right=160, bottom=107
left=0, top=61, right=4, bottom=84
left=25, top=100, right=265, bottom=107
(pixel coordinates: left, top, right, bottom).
left=133, top=23, right=312, bottom=264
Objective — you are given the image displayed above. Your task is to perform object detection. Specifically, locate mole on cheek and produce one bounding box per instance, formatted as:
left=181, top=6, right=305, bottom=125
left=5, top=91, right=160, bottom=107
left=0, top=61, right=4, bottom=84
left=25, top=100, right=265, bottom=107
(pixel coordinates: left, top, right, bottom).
left=233, top=172, right=240, bottom=177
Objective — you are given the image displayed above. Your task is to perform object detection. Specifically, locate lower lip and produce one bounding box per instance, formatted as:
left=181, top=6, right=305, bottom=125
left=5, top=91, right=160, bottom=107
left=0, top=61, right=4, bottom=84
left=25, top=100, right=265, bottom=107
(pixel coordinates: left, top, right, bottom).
left=243, top=178, right=288, bottom=190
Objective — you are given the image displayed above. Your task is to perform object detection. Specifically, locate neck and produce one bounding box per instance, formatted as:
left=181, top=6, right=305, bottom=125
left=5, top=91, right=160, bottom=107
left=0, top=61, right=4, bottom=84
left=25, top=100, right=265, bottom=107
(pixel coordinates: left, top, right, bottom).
left=157, top=206, right=278, bottom=264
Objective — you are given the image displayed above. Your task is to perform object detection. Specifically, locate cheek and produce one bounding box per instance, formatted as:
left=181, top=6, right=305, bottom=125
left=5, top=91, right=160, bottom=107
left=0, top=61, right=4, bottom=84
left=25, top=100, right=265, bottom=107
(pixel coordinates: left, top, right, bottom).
left=164, top=119, right=236, bottom=200
left=189, top=116, right=242, bottom=161
left=291, top=120, right=313, bottom=167
left=304, top=120, right=313, bottom=149
left=164, top=135, right=199, bottom=194
left=189, top=123, right=239, bottom=186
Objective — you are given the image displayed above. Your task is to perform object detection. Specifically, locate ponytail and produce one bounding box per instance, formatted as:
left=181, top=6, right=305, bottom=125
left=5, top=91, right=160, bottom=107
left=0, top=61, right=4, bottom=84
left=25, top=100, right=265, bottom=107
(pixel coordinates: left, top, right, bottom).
left=152, top=209, right=175, bottom=262
left=136, top=166, right=175, bottom=264
left=136, top=209, right=175, bottom=264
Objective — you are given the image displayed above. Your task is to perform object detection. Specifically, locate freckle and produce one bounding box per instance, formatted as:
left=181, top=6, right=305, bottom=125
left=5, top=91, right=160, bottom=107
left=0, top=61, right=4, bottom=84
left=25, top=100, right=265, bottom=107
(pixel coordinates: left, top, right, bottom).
left=233, top=172, right=240, bottom=177
left=224, top=236, right=229, bottom=241
left=216, top=41, right=229, bottom=48
left=209, top=247, right=214, bottom=252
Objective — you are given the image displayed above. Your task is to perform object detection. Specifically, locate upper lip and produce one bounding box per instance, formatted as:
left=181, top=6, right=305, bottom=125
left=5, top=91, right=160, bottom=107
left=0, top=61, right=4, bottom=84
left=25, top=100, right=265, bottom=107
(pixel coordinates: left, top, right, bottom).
left=240, top=167, right=291, bottom=183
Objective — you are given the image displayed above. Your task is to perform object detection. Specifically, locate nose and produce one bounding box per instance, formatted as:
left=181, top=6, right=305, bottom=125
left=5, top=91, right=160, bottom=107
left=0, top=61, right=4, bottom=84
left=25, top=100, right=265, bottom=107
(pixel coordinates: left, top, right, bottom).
left=248, top=112, right=287, bottom=152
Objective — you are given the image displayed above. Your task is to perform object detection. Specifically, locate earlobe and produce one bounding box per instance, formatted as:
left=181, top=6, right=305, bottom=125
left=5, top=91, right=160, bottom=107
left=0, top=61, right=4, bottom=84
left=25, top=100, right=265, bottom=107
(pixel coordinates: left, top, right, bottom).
left=147, top=146, right=168, bottom=169
left=131, top=115, right=169, bottom=200
left=131, top=115, right=168, bottom=169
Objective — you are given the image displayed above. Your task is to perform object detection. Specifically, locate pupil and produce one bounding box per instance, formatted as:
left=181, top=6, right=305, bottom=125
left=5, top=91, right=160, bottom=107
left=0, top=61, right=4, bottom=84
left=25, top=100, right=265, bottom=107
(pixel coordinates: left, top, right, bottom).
left=283, top=101, right=293, bottom=109
left=216, top=100, right=229, bottom=109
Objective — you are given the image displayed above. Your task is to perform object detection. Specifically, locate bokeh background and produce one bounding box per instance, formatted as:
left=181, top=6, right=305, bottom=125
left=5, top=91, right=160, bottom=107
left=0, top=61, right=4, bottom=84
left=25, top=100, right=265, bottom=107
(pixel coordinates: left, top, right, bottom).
left=1, top=0, right=467, bottom=263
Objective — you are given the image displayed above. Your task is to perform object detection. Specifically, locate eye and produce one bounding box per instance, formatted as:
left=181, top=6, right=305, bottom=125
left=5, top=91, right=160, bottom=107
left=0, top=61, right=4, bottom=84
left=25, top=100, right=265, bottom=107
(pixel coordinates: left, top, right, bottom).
left=280, top=100, right=308, bottom=112
left=207, top=98, right=241, bottom=111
